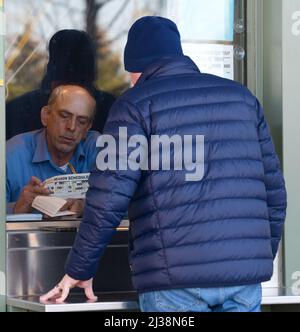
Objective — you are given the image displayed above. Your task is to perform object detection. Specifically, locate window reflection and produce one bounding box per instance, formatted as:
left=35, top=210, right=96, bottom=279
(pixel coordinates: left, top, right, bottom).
left=4, top=0, right=167, bottom=218
left=5, top=0, right=164, bottom=103
left=4, top=0, right=246, bottom=212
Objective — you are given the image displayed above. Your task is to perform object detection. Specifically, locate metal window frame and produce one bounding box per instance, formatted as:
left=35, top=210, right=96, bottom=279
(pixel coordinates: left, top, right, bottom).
left=0, top=0, right=6, bottom=313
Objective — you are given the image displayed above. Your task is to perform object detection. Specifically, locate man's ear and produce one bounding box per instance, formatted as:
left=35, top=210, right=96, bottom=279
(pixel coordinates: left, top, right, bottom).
left=41, top=106, right=50, bottom=127
left=130, top=72, right=142, bottom=86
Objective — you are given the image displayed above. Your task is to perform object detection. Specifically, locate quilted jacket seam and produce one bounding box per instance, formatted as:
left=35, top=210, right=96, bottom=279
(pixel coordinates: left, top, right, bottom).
left=132, top=196, right=267, bottom=223
left=132, top=236, right=271, bottom=259
left=132, top=257, right=272, bottom=277
left=132, top=217, right=269, bottom=241
left=148, top=173, right=173, bottom=285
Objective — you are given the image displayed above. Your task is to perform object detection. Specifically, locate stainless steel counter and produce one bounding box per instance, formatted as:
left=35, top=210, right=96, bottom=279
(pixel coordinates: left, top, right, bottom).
left=7, top=292, right=139, bottom=312
left=6, top=219, right=129, bottom=231
left=6, top=219, right=137, bottom=311
left=6, top=219, right=300, bottom=312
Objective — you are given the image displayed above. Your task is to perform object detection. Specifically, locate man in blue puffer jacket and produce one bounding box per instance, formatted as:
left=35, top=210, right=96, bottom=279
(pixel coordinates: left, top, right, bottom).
left=41, top=16, right=287, bottom=312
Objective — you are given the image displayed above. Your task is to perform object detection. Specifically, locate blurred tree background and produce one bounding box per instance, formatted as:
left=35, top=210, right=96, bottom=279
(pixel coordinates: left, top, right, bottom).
left=5, top=0, right=164, bottom=101
left=5, top=23, right=47, bottom=100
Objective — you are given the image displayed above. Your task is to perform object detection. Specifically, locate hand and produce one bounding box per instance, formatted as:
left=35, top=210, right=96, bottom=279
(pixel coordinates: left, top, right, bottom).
left=60, top=199, right=85, bottom=218
left=14, top=177, right=51, bottom=214
left=39, top=274, right=97, bottom=304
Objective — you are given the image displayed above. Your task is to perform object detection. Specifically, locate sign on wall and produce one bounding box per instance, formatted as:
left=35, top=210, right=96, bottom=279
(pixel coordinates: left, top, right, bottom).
left=166, top=0, right=235, bottom=80
left=182, top=43, right=234, bottom=80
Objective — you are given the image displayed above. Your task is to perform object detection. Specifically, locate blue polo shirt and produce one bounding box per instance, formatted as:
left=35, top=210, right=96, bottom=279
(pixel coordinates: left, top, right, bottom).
left=6, top=129, right=100, bottom=203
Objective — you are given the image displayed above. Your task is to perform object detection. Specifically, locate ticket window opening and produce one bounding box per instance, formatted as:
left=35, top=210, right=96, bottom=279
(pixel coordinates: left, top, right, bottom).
left=5, top=0, right=282, bottom=291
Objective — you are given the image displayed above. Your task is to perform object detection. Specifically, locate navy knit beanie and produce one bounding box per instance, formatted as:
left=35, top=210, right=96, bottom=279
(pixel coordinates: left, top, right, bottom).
left=124, top=16, right=183, bottom=73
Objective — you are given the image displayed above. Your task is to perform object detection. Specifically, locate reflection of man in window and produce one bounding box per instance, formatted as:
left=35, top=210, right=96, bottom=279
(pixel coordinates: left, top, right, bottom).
left=6, top=84, right=99, bottom=216
left=6, top=29, right=116, bottom=140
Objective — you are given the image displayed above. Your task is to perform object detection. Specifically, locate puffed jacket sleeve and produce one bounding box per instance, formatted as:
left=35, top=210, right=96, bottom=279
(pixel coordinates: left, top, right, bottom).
left=65, top=99, right=147, bottom=280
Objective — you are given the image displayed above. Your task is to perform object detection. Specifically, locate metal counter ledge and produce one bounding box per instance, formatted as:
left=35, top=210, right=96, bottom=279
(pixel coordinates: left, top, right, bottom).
left=6, top=218, right=129, bottom=231
left=7, top=292, right=139, bottom=312
left=7, top=288, right=300, bottom=312
left=6, top=219, right=136, bottom=312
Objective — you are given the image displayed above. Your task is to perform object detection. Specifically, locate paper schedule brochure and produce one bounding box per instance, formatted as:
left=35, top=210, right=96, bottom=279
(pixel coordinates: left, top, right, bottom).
left=43, top=173, right=90, bottom=199
left=32, top=196, right=75, bottom=218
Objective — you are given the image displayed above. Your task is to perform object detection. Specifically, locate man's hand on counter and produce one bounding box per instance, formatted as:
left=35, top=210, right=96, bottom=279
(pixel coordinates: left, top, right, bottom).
left=39, top=274, right=97, bottom=304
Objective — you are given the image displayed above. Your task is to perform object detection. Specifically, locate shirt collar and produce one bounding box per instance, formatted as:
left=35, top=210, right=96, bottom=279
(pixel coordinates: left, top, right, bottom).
left=32, top=129, right=86, bottom=164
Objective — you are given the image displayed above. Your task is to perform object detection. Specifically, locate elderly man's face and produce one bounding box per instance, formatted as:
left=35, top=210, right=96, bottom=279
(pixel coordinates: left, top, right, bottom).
left=42, top=86, right=95, bottom=156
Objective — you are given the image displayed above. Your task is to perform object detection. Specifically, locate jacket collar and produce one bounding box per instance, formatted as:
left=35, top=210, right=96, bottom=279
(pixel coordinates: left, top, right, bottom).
left=136, top=55, right=200, bottom=85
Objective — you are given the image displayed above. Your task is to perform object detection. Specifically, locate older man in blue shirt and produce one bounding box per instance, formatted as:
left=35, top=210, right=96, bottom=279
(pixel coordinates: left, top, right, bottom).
left=6, top=84, right=100, bottom=215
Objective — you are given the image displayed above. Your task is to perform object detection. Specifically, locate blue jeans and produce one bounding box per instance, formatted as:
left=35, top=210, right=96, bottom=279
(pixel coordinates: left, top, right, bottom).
left=139, top=284, right=262, bottom=312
